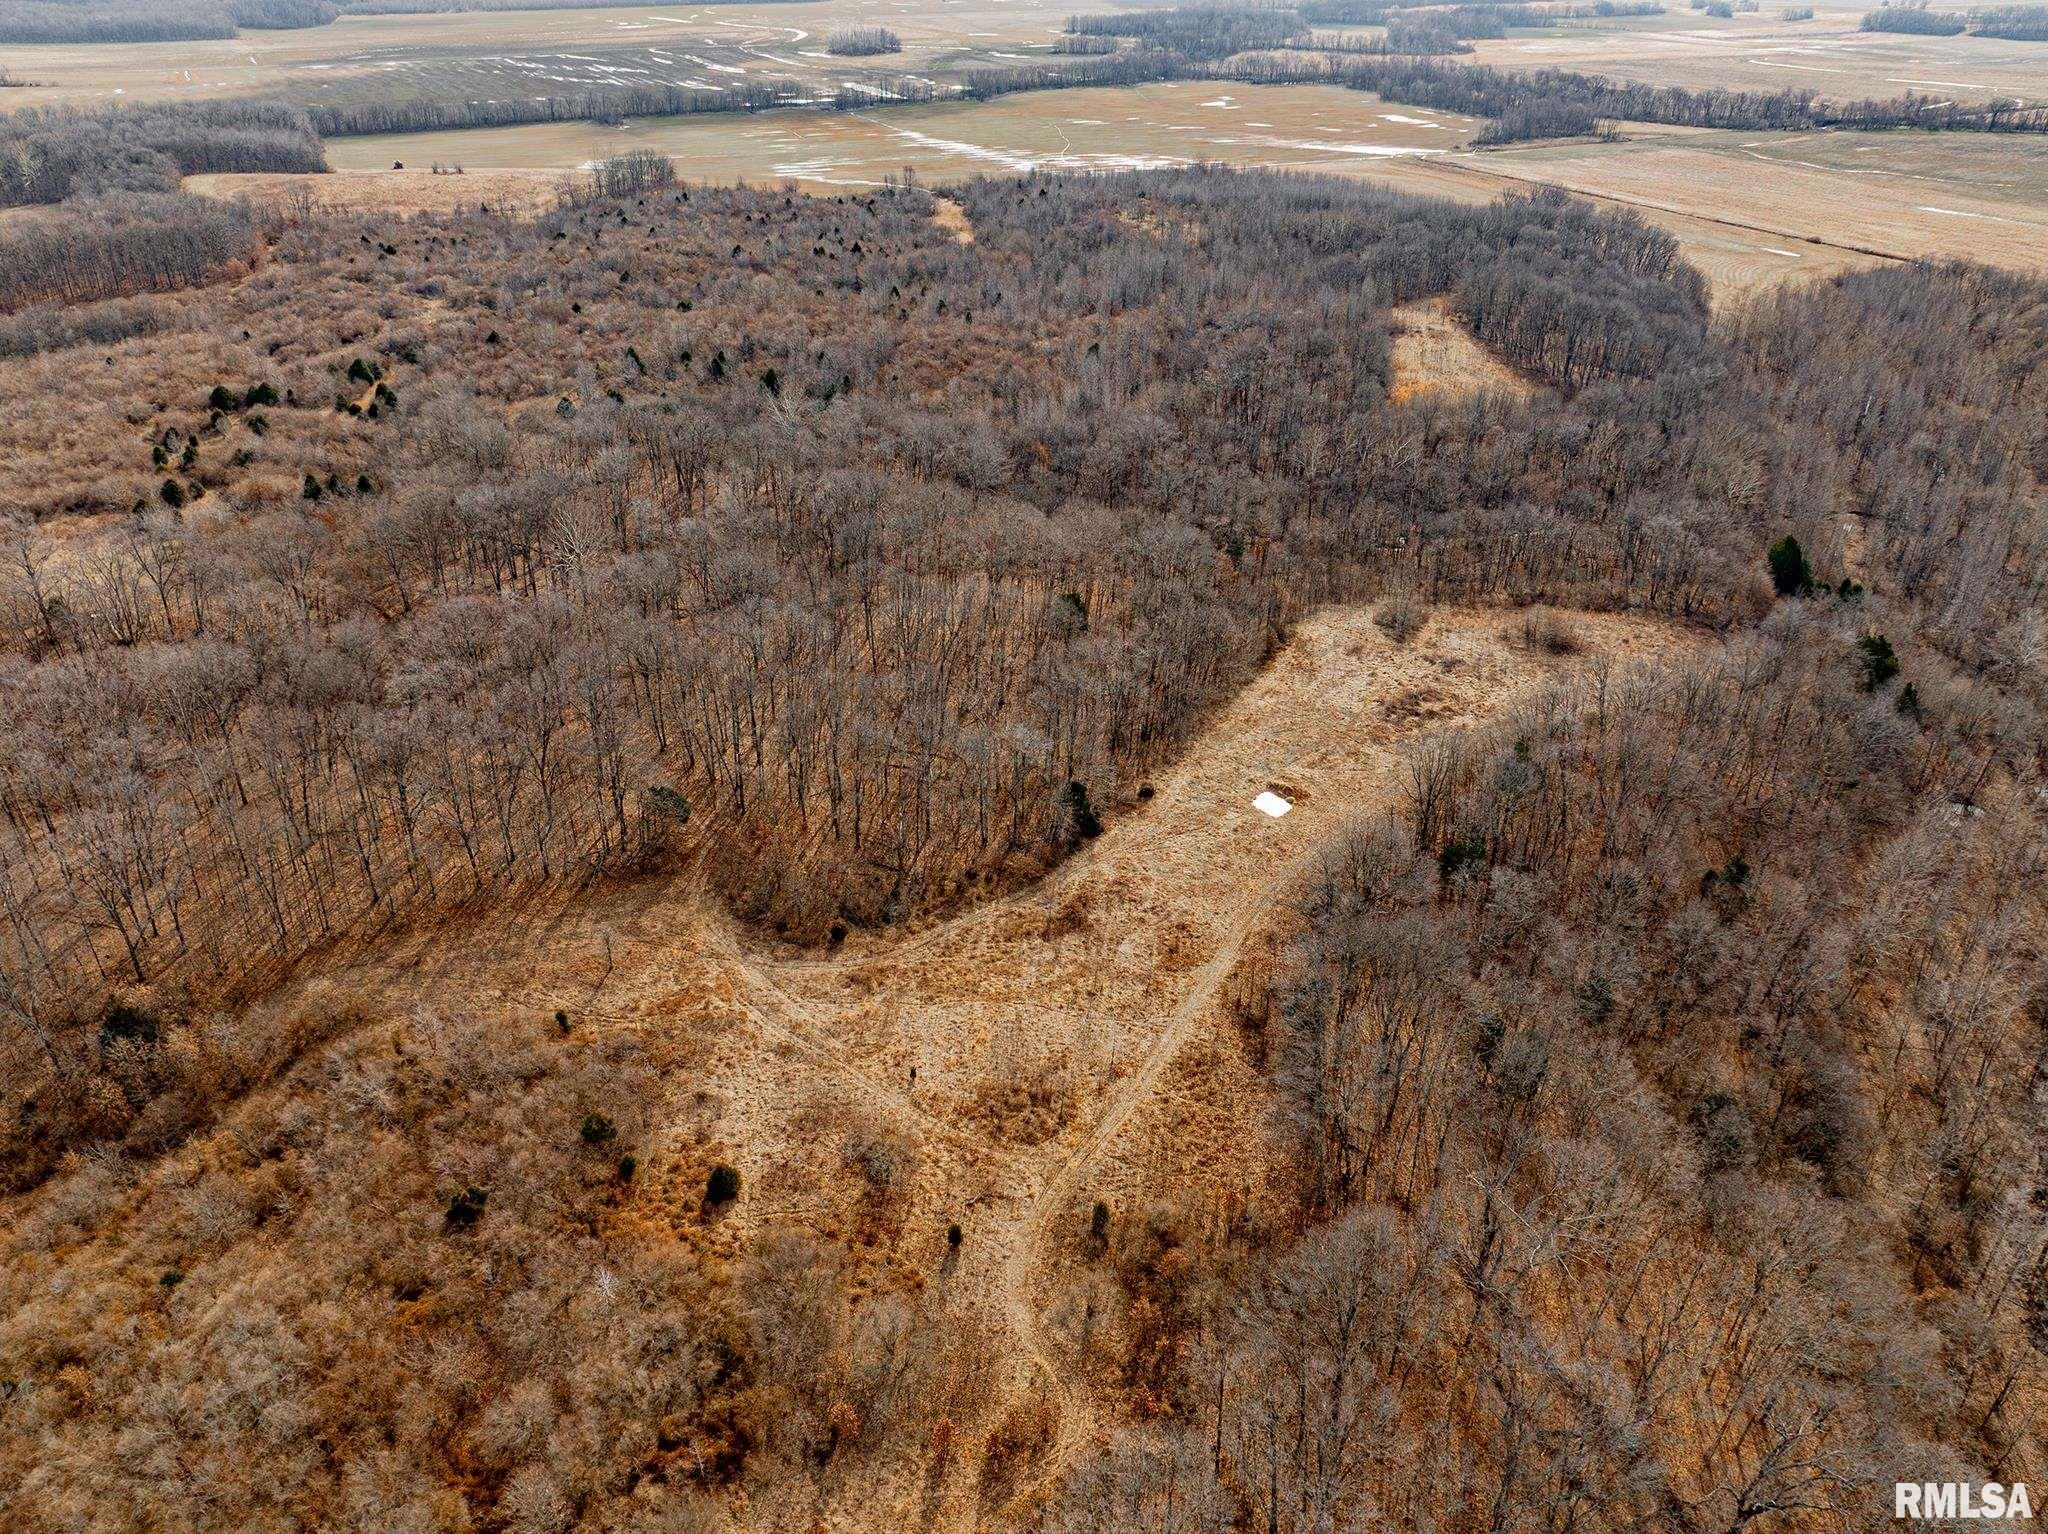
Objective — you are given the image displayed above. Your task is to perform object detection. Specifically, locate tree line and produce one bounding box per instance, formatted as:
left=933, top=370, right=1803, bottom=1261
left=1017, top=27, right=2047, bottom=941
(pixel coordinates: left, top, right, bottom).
left=1863, top=0, right=1969, bottom=31
left=0, top=0, right=339, bottom=44
left=1474, top=98, right=1608, bottom=142
left=1870, top=0, right=2048, bottom=35
left=0, top=192, right=258, bottom=313
left=1970, top=2, right=2048, bottom=37
left=1066, top=6, right=1314, bottom=60
left=299, top=77, right=800, bottom=138
left=1228, top=50, right=2048, bottom=132
left=0, top=99, right=325, bottom=208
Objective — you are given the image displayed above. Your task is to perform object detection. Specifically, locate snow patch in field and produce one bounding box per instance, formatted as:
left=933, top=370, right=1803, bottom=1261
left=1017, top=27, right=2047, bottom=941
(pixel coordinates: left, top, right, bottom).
left=1253, top=791, right=1294, bottom=819
left=876, top=122, right=1187, bottom=174
left=1226, top=136, right=1445, bottom=158
left=1918, top=205, right=2016, bottom=223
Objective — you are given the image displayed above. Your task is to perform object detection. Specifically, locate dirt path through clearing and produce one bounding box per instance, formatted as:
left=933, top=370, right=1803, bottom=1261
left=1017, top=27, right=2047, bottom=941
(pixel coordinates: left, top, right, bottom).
left=280, top=602, right=1689, bottom=1528
left=716, top=604, right=1685, bottom=1525
left=929, top=194, right=975, bottom=244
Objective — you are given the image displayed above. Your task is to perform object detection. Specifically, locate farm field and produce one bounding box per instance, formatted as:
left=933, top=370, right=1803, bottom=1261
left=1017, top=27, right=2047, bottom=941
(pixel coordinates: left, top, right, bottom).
left=304, top=81, right=2011, bottom=294
left=11, top=0, right=2041, bottom=115
left=1475, top=126, right=2048, bottom=271
left=0, top=0, right=1076, bottom=110
left=1470, top=0, right=2048, bottom=104
left=320, top=80, right=1481, bottom=180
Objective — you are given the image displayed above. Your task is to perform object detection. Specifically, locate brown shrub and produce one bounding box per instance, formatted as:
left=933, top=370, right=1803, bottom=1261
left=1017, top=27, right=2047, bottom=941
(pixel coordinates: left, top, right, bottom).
left=1518, top=605, right=1585, bottom=654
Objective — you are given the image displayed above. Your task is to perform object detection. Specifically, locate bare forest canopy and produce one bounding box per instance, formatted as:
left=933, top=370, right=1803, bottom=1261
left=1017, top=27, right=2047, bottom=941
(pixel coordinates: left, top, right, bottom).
left=1859, top=0, right=2048, bottom=35
left=0, top=157, right=2041, bottom=1181
left=0, top=100, right=324, bottom=311
left=0, top=165, right=2042, bottom=1530
left=1082, top=605, right=2048, bottom=1528
left=824, top=25, right=904, bottom=57
left=0, top=0, right=800, bottom=44
left=0, top=100, right=325, bottom=208
left=1970, top=1, right=2048, bottom=37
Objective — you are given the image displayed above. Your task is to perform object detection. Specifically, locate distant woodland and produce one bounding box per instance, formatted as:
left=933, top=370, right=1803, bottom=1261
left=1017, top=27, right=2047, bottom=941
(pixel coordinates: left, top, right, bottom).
left=1863, top=0, right=2048, bottom=35
left=0, top=140, right=2042, bottom=1530
left=0, top=101, right=323, bottom=309
left=1971, top=2, right=2048, bottom=38
left=0, top=0, right=794, bottom=44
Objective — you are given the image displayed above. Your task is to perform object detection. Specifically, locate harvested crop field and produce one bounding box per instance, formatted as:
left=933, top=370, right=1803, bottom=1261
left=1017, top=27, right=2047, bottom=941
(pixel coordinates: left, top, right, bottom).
left=321, top=81, right=1481, bottom=182
left=308, top=87, right=1913, bottom=296
left=1476, top=127, right=2048, bottom=273
left=1468, top=0, right=2048, bottom=104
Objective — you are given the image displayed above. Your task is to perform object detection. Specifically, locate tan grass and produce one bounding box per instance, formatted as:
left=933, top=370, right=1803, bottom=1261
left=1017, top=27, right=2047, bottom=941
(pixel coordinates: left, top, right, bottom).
left=1386, top=297, right=1535, bottom=406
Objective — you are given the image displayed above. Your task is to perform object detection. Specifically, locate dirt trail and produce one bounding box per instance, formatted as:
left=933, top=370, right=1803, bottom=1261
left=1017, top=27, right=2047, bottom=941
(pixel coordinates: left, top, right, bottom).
left=928, top=194, right=975, bottom=244
left=716, top=603, right=1684, bottom=1526
left=286, top=602, right=1688, bottom=1528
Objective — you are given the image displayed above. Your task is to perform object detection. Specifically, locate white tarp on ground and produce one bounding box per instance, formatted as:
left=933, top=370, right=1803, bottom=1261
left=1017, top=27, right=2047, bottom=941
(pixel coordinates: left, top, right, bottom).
left=1253, top=791, right=1293, bottom=818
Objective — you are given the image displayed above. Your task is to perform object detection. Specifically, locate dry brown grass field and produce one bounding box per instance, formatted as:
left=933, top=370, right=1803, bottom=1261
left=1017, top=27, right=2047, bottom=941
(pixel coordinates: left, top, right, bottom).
left=1387, top=296, right=1539, bottom=402
left=1473, top=126, right=2048, bottom=271
left=186, top=164, right=573, bottom=213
